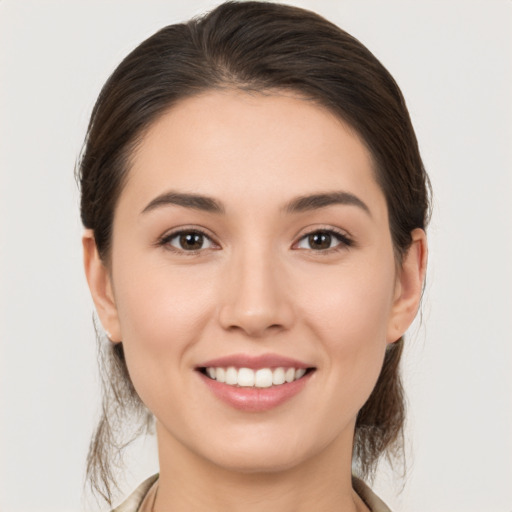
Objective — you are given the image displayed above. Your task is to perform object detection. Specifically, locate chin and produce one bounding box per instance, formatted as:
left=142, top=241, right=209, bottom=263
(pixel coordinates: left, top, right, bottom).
left=192, top=426, right=330, bottom=476
left=206, top=446, right=307, bottom=475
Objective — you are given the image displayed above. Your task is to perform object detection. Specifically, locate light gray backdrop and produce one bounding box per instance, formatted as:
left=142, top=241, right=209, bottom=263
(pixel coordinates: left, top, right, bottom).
left=1, top=1, right=511, bottom=511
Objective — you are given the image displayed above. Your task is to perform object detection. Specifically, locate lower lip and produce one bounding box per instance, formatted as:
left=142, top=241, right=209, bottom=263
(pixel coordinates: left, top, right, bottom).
left=198, top=371, right=313, bottom=412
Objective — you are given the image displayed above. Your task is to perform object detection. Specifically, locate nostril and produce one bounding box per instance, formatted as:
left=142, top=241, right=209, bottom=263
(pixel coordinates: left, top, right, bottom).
left=222, top=320, right=286, bottom=338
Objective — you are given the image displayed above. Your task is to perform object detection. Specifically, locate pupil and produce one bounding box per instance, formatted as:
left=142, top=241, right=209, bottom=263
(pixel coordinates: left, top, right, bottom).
left=309, top=232, right=331, bottom=250
left=180, top=233, right=203, bottom=250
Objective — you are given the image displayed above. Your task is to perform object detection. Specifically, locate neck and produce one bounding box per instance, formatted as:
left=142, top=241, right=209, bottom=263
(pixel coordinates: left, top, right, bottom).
left=154, top=422, right=369, bottom=512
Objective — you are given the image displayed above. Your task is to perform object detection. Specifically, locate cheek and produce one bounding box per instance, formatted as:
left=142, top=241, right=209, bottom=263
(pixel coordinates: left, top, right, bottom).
left=299, top=259, right=396, bottom=343
left=295, top=255, right=396, bottom=390
left=114, top=258, right=216, bottom=343
left=111, top=259, right=217, bottom=396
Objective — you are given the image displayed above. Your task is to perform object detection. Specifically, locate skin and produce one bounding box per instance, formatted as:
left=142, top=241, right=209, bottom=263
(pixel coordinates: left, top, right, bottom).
left=83, top=90, right=427, bottom=512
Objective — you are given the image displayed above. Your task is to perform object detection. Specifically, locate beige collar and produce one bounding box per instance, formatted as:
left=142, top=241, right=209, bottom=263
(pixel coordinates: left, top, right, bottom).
left=113, top=474, right=392, bottom=512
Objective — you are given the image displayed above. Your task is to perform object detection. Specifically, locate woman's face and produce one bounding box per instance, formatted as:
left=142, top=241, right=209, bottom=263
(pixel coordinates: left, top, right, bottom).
left=85, top=89, right=423, bottom=473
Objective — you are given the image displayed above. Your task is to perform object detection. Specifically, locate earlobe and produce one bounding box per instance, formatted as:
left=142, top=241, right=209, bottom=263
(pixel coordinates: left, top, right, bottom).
left=82, top=230, right=122, bottom=342
left=387, top=228, right=428, bottom=344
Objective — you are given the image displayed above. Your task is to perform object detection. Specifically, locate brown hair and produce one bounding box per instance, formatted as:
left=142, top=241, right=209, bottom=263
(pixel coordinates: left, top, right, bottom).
left=78, top=1, right=430, bottom=504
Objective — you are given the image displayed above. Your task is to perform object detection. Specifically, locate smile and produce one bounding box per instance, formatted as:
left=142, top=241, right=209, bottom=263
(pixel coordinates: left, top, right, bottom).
left=196, top=354, right=316, bottom=411
left=202, top=366, right=309, bottom=388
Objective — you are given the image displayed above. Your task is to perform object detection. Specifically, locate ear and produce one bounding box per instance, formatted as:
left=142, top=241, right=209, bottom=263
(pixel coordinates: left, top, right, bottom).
left=387, top=228, right=428, bottom=344
left=82, top=229, right=122, bottom=342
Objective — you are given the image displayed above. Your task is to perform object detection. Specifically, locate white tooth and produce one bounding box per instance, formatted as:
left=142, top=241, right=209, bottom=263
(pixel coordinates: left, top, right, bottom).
left=206, top=367, right=216, bottom=379
left=272, top=367, right=286, bottom=385
left=295, top=368, right=306, bottom=379
left=226, top=367, right=238, bottom=385
left=238, top=368, right=255, bottom=387
left=216, top=367, right=226, bottom=383
left=285, top=368, right=295, bottom=383
left=255, top=368, right=273, bottom=388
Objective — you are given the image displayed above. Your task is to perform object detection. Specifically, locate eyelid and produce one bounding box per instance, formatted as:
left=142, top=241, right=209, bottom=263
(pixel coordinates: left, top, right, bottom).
left=156, top=226, right=221, bottom=252
left=155, top=224, right=353, bottom=253
left=292, top=226, right=354, bottom=251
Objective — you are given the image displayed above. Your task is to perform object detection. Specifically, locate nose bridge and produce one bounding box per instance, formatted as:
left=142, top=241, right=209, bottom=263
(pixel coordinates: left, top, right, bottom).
left=219, top=238, right=292, bottom=336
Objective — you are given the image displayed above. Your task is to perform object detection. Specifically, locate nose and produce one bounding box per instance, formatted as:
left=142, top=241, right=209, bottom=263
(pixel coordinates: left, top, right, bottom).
left=218, top=246, right=294, bottom=338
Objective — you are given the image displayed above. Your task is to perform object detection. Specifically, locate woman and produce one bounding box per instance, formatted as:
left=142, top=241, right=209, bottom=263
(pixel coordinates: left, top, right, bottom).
left=78, top=1, right=429, bottom=511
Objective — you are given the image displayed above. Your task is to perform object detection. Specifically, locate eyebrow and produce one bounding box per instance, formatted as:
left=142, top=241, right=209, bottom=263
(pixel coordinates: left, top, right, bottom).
left=284, top=191, right=371, bottom=216
left=141, top=191, right=225, bottom=215
left=140, top=190, right=370, bottom=217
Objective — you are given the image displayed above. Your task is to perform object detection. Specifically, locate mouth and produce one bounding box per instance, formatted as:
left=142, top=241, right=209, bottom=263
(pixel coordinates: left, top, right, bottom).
left=198, top=366, right=315, bottom=388
left=195, top=354, right=316, bottom=411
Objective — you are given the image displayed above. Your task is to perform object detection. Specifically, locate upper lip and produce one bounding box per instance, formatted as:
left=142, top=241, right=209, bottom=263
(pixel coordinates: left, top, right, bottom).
left=197, top=353, right=313, bottom=370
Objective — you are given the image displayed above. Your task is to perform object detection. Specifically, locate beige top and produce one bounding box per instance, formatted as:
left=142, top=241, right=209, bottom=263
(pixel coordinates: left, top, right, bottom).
left=112, top=474, right=392, bottom=512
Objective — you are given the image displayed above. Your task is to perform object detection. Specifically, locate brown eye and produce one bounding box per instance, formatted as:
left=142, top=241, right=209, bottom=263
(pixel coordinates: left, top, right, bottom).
left=308, top=232, right=332, bottom=250
left=295, top=229, right=352, bottom=251
left=179, top=233, right=204, bottom=250
left=164, top=231, right=215, bottom=252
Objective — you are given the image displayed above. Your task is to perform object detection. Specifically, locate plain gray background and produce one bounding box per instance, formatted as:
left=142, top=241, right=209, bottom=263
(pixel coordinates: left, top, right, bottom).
left=1, top=1, right=511, bottom=511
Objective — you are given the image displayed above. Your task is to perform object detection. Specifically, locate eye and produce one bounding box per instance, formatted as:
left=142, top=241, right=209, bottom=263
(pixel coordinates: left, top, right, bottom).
left=295, top=230, right=352, bottom=251
left=161, top=230, right=217, bottom=252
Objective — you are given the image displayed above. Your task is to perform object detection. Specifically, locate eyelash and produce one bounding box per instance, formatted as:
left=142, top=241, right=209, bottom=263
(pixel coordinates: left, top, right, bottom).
left=294, top=228, right=353, bottom=253
left=157, top=227, right=353, bottom=254
left=157, top=228, right=219, bottom=254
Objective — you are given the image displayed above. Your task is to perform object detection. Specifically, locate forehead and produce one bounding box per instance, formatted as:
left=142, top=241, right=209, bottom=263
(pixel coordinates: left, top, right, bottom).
left=121, top=89, right=385, bottom=216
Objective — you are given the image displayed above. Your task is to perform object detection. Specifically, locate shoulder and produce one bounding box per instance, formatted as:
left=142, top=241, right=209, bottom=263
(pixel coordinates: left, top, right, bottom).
left=352, top=477, right=392, bottom=512
left=111, top=474, right=159, bottom=512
